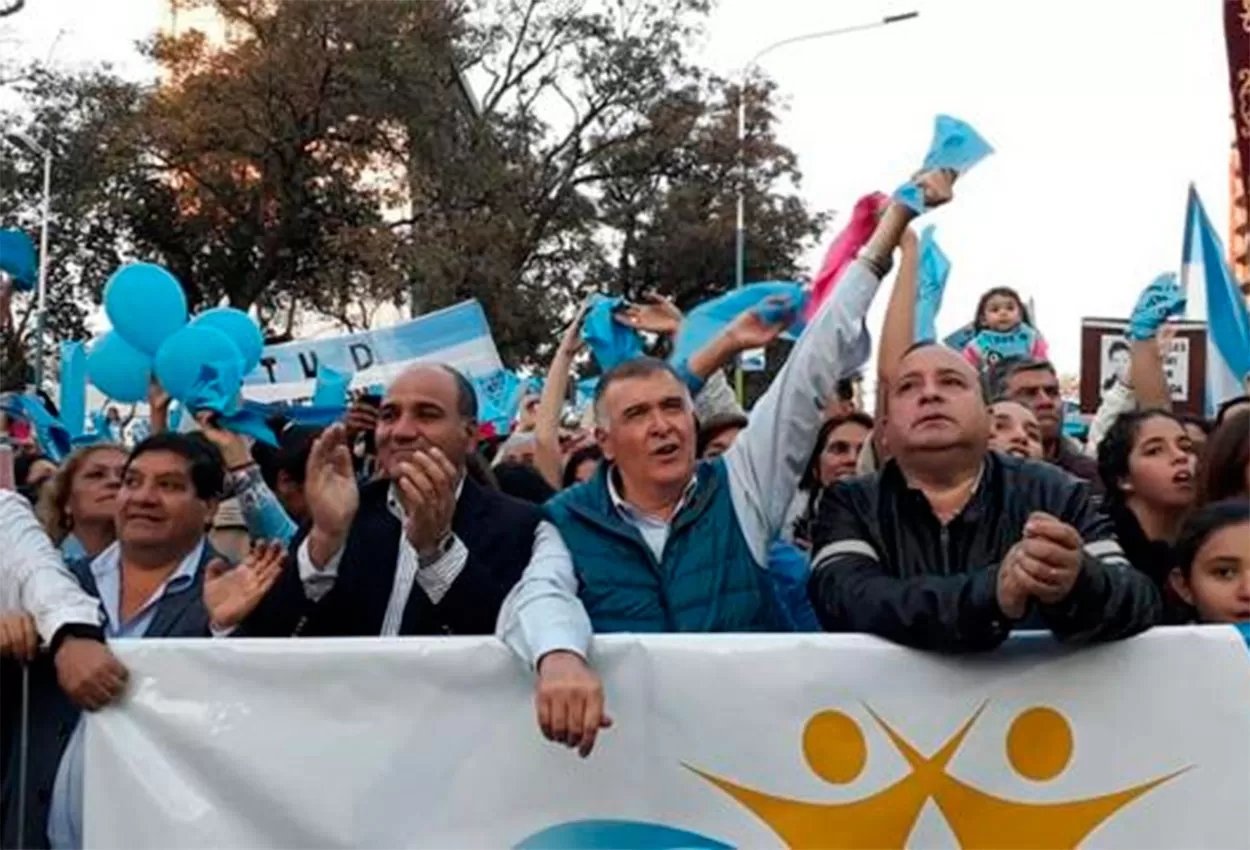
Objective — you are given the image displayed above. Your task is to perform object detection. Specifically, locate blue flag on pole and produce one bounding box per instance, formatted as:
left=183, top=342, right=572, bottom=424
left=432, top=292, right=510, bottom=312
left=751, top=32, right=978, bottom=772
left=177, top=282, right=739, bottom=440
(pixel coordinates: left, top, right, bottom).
left=1181, top=185, right=1250, bottom=416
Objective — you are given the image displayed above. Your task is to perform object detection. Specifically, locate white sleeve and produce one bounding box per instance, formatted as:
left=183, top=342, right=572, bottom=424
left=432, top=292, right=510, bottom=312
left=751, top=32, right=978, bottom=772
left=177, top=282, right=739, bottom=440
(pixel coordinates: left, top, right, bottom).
left=297, top=538, right=345, bottom=603
left=0, top=492, right=102, bottom=643
left=1084, top=381, right=1137, bottom=457
left=495, top=521, right=591, bottom=669
left=724, top=261, right=882, bottom=566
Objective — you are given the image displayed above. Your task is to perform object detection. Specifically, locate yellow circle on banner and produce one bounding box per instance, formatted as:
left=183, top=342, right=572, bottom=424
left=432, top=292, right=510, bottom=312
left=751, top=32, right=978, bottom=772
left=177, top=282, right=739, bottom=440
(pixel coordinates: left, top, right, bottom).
left=803, top=710, right=867, bottom=785
left=1006, top=706, right=1073, bottom=781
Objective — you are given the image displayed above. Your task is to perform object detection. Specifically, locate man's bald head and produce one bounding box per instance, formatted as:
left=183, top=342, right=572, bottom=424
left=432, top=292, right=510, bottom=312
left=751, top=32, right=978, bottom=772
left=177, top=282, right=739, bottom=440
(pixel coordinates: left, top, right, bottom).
left=895, top=342, right=987, bottom=402
left=387, top=364, right=477, bottom=420
left=885, top=342, right=990, bottom=461
left=377, top=363, right=479, bottom=479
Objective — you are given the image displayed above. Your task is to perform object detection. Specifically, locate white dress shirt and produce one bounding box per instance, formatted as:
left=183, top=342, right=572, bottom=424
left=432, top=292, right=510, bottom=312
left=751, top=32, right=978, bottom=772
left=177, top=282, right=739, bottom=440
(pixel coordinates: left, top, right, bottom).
left=297, top=480, right=577, bottom=639
left=495, top=259, right=885, bottom=666
left=0, top=491, right=101, bottom=642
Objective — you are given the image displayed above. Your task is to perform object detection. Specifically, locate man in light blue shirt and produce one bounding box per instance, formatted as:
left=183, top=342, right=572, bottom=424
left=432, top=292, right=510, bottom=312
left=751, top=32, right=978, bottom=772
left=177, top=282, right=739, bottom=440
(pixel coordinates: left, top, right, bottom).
left=3, top=433, right=229, bottom=850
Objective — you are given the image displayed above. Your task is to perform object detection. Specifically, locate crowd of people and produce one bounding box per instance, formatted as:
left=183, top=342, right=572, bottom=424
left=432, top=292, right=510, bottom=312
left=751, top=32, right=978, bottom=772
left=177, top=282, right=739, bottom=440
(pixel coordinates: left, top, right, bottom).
left=0, top=160, right=1248, bottom=848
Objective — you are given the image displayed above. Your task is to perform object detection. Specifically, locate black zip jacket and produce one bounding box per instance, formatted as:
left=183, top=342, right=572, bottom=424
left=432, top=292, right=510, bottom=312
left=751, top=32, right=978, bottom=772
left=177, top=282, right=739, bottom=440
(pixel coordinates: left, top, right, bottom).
left=808, top=452, right=1161, bottom=652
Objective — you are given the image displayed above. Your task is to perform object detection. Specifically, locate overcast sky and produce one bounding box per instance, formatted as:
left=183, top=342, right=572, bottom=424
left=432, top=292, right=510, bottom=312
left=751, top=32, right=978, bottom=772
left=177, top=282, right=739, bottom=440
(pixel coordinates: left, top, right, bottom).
left=0, top=0, right=1232, bottom=375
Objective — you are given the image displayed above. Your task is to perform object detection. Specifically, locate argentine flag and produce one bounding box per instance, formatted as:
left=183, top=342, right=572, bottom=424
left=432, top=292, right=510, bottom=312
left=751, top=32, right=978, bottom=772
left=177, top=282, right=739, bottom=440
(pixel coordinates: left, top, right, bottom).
left=1181, top=185, right=1250, bottom=416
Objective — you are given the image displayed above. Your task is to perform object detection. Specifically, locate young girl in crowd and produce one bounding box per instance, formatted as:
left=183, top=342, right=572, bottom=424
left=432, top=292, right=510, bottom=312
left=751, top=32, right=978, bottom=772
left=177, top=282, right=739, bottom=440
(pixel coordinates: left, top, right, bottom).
left=1169, top=500, right=1250, bottom=624
left=962, top=286, right=1048, bottom=373
left=790, top=413, right=873, bottom=548
left=1097, top=409, right=1197, bottom=603
left=36, top=445, right=127, bottom=561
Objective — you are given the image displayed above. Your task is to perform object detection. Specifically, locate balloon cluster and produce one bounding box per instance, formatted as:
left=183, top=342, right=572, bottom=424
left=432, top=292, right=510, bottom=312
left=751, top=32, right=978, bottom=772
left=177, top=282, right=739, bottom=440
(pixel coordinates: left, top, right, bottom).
left=86, top=264, right=263, bottom=409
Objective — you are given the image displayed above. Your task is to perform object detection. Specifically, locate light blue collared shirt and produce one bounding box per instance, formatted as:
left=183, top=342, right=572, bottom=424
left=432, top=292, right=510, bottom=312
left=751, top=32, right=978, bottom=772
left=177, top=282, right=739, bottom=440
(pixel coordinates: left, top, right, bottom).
left=47, top=539, right=204, bottom=850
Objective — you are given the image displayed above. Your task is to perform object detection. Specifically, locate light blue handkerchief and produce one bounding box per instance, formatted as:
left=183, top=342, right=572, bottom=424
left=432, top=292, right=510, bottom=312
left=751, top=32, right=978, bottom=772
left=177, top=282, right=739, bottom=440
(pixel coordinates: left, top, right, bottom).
left=672, top=283, right=806, bottom=364
left=582, top=295, right=645, bottom=371
left=895, top=114, right=994, bottom=213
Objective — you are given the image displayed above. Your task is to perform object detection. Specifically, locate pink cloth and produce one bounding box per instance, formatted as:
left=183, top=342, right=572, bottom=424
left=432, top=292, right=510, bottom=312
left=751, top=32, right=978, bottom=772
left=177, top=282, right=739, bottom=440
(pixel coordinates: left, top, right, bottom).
left=803, top=192, right=889, bottom=321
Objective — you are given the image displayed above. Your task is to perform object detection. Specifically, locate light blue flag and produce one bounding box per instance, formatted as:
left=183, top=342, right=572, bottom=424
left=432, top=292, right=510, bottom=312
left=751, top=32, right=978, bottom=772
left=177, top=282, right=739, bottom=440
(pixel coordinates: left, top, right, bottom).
left=0, top=228, right=37, bottom=291
left=1182, top=186, right=1250, bottom=415
left=58, top=340, right=88, bottom=438
left=0, top=393, right=71, bottom=461
left=312, top=365, right=350, bottom=409
left=671, top=282, right=806, bottom=364
left=581, top=295, right=644, bottom=371
left=894, top=114, right=994, bottom=213
left=914, top=225, right=951, bottom=341
left=473, top=369, right=525, bottom=433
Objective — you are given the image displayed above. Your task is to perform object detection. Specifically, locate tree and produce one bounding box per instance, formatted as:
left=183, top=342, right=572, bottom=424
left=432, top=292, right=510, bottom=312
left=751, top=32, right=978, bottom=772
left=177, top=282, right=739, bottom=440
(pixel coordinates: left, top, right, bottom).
left=597, top=76, right=827, bottom=308
left=2, top=0, right=826, bottom=384
left=0, top=66, right=145, bottom=389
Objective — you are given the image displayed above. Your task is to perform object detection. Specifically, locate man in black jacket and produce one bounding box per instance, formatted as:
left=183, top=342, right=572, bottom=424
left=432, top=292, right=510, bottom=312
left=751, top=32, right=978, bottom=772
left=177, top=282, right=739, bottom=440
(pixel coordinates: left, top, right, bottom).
left=235, top=364, right=568, bottom=637
left=809, top=343, right=1161, bottom=652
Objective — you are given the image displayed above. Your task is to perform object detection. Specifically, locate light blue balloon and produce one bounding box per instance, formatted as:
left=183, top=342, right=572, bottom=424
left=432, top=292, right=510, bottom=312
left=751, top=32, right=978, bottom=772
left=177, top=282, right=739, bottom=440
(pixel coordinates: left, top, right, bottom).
left=104, top=263, right=188, bottom=355
left=154, top=325, right=244, bottom=402
left=191, top=307, right=264, bottom=373
left=86, top=332, right=153, bottom=404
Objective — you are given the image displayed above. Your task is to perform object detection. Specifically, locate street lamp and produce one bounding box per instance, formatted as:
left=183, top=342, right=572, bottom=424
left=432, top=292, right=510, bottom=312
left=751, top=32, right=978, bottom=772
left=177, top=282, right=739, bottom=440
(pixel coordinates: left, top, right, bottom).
left=734, top=11, right=918, bottom=400
left=4, top=129, right=53, bottom=390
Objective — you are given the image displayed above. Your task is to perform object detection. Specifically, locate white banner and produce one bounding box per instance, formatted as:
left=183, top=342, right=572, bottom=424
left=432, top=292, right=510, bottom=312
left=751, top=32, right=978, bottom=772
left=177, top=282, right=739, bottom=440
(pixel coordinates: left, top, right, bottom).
left=86, top=629, right=1250, bottom=849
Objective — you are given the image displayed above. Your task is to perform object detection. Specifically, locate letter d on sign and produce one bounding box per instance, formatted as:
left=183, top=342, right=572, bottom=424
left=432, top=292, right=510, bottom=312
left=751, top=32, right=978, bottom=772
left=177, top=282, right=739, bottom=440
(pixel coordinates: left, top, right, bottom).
left=350, top=343, right=375, bottom=372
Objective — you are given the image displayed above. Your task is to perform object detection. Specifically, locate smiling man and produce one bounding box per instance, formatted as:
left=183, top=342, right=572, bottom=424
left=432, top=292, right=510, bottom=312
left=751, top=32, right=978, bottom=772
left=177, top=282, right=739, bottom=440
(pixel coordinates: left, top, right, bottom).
left=238, top=363, right=566, bottom=640
left=4, top=433, right=227, bottom=850
left=808, top=343, right=1161, bottom=653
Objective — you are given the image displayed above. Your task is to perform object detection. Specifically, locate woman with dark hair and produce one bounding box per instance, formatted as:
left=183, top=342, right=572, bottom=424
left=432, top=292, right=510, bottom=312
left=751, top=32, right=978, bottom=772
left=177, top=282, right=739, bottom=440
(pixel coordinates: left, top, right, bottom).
left=1097, top=409, right=1197, bottom=593
left=790, top=412, right=873, bottom=548
left=561, top=443, right=602, bottom=489
left=1168, top=500, right=1249, bottom=624
left=1197, top=408, right=1249, bottom=506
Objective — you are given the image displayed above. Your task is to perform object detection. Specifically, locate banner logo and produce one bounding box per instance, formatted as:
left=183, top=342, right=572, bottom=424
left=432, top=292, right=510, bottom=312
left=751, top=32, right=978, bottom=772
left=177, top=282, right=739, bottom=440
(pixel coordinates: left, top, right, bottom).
left=517, top=703, right=1187, bottom=850
left=688, top=704, right=1188, bottom=850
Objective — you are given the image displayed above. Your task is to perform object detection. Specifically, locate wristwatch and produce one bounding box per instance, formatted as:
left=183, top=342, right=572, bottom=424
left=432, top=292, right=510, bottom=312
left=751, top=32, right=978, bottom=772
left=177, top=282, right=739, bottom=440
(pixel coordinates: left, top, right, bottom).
left=417, top=533, right=455, bottom=568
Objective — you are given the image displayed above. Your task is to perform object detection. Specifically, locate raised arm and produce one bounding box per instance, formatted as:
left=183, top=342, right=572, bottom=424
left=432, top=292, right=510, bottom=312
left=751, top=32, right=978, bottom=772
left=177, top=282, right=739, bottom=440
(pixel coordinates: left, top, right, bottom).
left=1126, top=274, right=1187, bottom=411
left=726, top=172, right=956, bottom=566
left=875, top=226, right=920, bottom=415
left=535, top=303, right=590, bottom=490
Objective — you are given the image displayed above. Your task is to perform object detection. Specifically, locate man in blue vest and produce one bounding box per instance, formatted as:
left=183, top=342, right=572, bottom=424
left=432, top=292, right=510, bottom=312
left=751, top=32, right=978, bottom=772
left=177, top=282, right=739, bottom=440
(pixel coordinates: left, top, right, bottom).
left=496, top=168, right=960, bottom=758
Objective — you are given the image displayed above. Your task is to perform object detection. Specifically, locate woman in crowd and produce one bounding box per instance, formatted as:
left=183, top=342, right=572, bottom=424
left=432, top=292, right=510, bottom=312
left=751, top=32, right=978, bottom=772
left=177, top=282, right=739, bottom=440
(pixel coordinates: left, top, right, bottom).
left=790, top=412, right=873, bottom=548
left=1168, top=500, right=1250, bottom=624
left=35, top=445, right=127, bottom=561
left=1197, top=408, right=1249, bottom=505
left=1097, top=409, right=1197, bottom=596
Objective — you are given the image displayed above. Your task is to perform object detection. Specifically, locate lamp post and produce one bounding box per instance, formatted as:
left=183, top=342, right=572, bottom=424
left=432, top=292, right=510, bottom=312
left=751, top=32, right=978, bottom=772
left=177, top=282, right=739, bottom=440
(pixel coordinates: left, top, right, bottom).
left=4, top=130, right=53, bottom=390
left=733, top=11, right=919, bottom=401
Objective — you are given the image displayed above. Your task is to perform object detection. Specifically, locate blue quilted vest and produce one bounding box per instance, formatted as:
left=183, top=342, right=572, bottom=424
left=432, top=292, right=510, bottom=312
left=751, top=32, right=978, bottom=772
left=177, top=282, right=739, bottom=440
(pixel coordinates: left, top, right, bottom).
left=544, top=459, right=783, bottom=633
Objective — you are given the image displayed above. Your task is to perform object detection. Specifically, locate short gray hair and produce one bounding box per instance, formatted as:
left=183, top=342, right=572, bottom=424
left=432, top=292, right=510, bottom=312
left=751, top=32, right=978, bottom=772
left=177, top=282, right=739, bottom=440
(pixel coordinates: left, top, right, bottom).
left=593, top=357, right=690, bottom=426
